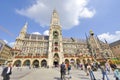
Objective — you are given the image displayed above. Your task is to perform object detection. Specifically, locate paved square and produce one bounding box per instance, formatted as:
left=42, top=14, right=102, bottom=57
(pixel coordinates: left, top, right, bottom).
left=0, top=67, right=116, bottom=80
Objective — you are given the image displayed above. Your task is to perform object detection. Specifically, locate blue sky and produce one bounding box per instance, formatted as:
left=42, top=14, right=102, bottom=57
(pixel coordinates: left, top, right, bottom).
left=0, top=0, right=120, bottom=47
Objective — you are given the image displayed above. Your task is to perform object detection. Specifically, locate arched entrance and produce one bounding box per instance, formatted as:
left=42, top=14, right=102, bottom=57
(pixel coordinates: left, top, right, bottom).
left=87, top=58, right=91, bottom=63
left=53, top=59, right=59, bottom=67
left=70, top=59, right=75, bottom=66
left=13, top=60, right=21, bottom=67
left=23, top=60, right=30, bottom=66
left=65, top=59, right=69, bottom=64
left=53, top=53, right=59, bottom=67
left=76, top=59, right=80, bottom=68
left=83, top=59, right=86, bottom=64
left=41, top=60, right=47, bottom=67
left=76, top=59, right=80, bottom=64
left=33, top=60, right=39, bottom=68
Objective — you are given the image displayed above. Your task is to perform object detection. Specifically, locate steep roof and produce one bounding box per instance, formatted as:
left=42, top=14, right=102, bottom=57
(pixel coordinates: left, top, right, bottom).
left=109, top=40, right=120, bottom=47
left=25, top=34, right=49, bottom=40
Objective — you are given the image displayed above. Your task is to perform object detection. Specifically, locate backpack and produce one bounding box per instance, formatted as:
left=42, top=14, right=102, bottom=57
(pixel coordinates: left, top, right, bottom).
left=68, top=65, right=71, bottom=70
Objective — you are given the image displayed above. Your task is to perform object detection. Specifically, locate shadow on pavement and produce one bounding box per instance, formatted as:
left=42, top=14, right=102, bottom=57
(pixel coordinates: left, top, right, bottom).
left=54, top=77, right=61, bottom=80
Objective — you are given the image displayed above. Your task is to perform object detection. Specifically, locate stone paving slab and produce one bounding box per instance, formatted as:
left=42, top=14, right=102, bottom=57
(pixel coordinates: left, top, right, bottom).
left=10, top=67, right=32, bottom=80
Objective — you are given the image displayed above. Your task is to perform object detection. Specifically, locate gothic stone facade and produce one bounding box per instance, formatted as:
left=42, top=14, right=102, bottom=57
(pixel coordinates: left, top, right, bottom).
left=12, top=10, right=113, bottom=67
left=110, top=40, right=120, bottom=58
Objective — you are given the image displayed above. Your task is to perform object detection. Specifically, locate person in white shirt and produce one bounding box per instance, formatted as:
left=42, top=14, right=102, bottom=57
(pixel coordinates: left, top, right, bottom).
left=1, top=63, right=12, bottom=80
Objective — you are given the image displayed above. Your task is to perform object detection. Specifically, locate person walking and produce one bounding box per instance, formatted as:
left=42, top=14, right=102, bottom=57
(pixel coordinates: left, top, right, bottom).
left=1, top=63, right=12, bottom=80
left=101, top=66, right=109, bottom=80
left=113, top=67, right=120, bottom=80
left=84, top=62, right=88, bottom=76
left=67, top=64, right=71, bottom=75
left=87, top=64, right=96, bottom=80
left=105, top=61, right=110, bottom=73
left=60, top=62, right=66, bottom=80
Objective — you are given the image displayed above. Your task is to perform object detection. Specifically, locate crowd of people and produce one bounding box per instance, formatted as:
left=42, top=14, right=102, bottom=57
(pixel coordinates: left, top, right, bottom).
left=0, top=60, right=120, bottom=80
left=60, top=60, right=120, bottom=80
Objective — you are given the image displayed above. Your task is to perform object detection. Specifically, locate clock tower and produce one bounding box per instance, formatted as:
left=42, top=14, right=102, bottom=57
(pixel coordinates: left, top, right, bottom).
left=48, top=10, right=64, bottom=67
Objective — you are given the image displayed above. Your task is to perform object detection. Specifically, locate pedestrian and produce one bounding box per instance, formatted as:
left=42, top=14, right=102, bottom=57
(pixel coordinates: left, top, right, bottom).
left=67, top=64, right=71, bottom=75
left=101, top=66, right=109, bottom=80
left=81, top=64, right=83, bottom=70
left=105, top=61, right=110, bottom=73
left=60, top=62, right=66, bottom=80
left=113, top=67, right=120, bottom=80
left=97, top=62, right=101, bottom=69
left=109, top=61, right=117, bottom=71
left=87, top=64, right=96, bottom=80
left=1, top=62, right=12, bottom=80
left=84, top=62, right=89, bottom=76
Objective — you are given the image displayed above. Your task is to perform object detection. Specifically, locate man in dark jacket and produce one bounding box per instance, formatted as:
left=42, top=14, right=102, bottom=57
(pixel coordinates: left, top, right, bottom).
left=1, top=63, right=12, bottom=80
left=60, top=62, right=66, bottom=80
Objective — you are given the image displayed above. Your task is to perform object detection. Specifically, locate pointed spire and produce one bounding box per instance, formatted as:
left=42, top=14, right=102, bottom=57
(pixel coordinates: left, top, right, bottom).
left=104, top=38, right=108, bottom=44
left=18, top=22, right=28, bottom=39
left=96, top=35, right=100, bottom=41
left=89, top=29, right=94, bottom=36
left=51, top=9, right=60, bottom=25
left=21, top=22, right=28, bottom=33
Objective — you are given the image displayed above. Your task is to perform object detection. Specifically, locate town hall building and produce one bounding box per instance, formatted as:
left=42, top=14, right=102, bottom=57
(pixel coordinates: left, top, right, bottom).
left=11, top=10, right=113, bottom=67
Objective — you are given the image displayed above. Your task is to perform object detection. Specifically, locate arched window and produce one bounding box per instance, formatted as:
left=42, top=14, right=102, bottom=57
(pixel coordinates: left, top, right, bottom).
left=53, top=31, right=59, bottom=39
left=54, top=53, right=59, bottom=58
left=54, top=42, right=58, bottom=46
left=55, top=47, right=58, bottom=51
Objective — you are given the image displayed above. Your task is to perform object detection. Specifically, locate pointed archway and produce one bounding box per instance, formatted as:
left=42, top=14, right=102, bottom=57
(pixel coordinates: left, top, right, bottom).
left=53, top=59, right=59, bottom=67
left=53, top=53, right=59, bottom=67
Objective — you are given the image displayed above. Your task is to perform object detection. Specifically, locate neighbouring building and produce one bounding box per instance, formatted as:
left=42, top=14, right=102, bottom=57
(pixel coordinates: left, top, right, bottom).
left=12, top=10, right=113, bottom=67
left=86, top=30, right=113, bottom=61
left=0, top=39, right=12, bottom=65
left=110, top=40, right=120, bottom=58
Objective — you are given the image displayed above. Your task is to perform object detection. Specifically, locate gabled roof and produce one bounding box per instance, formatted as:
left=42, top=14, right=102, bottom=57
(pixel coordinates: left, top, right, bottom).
left=109, top=40, right=120, bottom=47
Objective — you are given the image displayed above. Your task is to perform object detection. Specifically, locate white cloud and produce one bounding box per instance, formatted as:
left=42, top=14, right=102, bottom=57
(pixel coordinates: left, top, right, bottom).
left=43, top=30, right=49, bottom=35
left=3, top=40, right=8, bottom=44
left=79, top=8, right=96, bottom=18
left=3, top=40, right=14, bottom=47
left=31, top=32, right=41, bottom=35
left=16, top=0, right=95, bottom=29
left=8, top=42, right=15, bottom=47
left=98, top=31, right=120, bottom=43
left=31, top=31, right=49, bottom=35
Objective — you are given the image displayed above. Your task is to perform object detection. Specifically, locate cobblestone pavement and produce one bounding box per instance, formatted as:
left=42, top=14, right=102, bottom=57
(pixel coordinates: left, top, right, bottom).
left=0, top=67, right=116, bottom=80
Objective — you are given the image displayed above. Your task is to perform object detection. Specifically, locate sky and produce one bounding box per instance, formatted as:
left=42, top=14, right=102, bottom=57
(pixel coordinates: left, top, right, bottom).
left=0, top=0, right=120, bottom=47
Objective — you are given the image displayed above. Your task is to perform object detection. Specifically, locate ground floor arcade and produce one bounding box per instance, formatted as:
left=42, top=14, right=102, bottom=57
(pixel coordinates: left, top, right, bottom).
left=12, top=57, right=93, bottom=68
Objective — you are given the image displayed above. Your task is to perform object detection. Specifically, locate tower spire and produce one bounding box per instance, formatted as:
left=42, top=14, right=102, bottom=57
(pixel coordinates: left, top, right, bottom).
left=89, top=29, right=94, bottom=36
left=50, top=9, right=60, bottom=25
left=20, top=22, right=28, bottom=33
left=18, top=22, right=28, bottom=39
